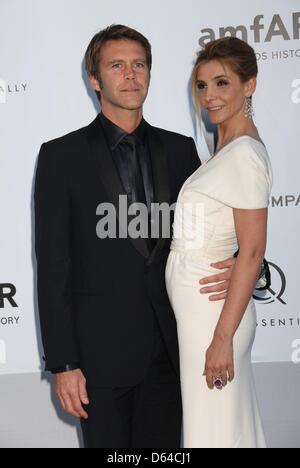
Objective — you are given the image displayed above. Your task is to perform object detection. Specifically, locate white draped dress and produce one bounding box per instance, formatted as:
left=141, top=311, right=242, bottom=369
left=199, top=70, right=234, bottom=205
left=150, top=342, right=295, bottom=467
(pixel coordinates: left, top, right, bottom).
left=166, top=136, right=273, bottom=448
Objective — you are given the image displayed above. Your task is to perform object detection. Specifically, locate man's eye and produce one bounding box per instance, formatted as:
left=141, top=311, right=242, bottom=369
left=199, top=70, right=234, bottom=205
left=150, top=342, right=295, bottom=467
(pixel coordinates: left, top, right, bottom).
left=134, top=63, right=145, bottom=69
left=112, top=63, right=122, bottom=69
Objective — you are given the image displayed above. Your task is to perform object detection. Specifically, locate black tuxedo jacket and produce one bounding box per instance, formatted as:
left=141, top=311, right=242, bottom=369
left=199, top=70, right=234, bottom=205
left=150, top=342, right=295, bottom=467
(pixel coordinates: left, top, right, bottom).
left=34, top=115, right=200, bottom=387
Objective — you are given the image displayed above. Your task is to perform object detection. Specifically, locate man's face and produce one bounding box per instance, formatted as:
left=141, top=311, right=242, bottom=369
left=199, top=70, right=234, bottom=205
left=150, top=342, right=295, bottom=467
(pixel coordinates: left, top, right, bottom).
left=90, top=39, right=150, bottom=114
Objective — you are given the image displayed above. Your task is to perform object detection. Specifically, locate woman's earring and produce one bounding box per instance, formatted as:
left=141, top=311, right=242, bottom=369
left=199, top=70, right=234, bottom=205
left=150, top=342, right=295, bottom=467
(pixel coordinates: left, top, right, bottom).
left=244, top=96, right=254, bottom=119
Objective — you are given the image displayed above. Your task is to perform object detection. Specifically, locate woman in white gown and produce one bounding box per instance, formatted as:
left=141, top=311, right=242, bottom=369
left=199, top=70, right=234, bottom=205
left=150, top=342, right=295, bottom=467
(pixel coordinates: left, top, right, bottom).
left=166, top=37, right=272, bottom=448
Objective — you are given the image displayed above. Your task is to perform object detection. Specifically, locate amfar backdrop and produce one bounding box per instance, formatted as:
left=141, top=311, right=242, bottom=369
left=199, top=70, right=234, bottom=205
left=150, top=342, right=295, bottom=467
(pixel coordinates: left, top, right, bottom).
left=0, top=0, right=299, bottom=448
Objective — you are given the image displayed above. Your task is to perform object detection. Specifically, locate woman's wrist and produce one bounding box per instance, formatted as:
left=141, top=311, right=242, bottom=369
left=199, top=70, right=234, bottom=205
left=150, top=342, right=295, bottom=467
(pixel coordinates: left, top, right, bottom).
left=214, top=328, right=234, bottom=342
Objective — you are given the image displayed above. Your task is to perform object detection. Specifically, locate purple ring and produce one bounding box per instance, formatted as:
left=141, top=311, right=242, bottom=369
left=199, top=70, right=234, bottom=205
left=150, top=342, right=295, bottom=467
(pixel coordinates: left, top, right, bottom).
left=213, top=377, right=224, bottom=389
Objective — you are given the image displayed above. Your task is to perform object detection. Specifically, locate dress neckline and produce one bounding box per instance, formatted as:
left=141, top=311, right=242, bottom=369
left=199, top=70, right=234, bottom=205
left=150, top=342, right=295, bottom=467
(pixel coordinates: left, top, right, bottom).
left=181, top=136, right=266, bottom=196
left=213, top=135, right=266, bottom=158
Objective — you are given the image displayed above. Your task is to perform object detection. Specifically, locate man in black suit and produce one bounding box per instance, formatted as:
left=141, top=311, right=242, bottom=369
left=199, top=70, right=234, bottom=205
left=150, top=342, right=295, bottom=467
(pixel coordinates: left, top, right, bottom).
left=35, top=25, right=239, bottom=448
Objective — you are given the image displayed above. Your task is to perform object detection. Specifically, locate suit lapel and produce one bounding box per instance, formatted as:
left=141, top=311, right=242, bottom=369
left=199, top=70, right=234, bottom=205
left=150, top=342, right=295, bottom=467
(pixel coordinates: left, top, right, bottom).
left=87, top=116, right=149, bottom=259
left=146, top=124, right=171, bottom=265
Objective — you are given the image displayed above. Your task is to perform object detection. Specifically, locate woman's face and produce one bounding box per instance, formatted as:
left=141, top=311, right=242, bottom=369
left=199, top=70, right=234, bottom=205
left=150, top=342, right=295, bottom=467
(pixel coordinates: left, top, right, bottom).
left=195, top=59, right=255, bottom=126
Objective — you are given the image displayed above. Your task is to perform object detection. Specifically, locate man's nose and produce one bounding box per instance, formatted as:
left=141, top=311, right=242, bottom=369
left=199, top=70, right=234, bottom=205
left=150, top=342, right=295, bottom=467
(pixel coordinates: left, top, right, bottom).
left=125, top=65, right=136, bottom=80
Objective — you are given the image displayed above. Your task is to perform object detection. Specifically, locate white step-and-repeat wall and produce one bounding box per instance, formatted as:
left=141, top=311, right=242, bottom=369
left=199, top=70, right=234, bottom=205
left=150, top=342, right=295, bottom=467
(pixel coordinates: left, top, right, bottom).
left=0, top=0, right=300, bottom=377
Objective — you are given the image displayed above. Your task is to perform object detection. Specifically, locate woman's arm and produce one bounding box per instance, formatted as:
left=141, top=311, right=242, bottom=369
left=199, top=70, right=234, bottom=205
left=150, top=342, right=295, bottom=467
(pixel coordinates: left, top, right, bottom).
left=204, top=208, right=268, bottom=389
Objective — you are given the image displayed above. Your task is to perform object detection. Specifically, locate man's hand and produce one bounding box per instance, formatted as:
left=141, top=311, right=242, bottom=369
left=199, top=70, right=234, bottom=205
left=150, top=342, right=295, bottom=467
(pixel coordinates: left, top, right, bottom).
left=199, top=257, right=236, bottom=301
left=55, top=369, right=89, bottom=419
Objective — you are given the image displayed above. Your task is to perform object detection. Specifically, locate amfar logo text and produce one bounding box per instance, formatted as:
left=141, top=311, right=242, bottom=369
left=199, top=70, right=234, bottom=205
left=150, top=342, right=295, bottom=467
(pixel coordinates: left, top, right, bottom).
left=292, top=79, right=300, bottom=104
left=199, top=13, right=300, bottom=47
left=0, top=284, right=18, bottom=309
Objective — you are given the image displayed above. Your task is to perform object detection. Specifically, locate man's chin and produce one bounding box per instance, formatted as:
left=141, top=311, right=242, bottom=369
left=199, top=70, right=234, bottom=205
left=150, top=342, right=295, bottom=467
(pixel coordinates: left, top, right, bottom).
left=120, top=102, right=145, bottom=111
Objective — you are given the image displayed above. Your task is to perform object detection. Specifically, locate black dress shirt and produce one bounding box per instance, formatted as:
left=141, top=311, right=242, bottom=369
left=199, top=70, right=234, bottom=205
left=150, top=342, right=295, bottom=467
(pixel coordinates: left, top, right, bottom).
left=99, top=112, right=154, bottom=212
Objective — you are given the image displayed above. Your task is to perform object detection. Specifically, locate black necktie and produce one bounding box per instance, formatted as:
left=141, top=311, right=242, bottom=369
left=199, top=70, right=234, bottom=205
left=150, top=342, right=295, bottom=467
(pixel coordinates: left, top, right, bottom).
left=123, top=134, right=147, bottom=206
left=122, top=134, right=156, bottom=252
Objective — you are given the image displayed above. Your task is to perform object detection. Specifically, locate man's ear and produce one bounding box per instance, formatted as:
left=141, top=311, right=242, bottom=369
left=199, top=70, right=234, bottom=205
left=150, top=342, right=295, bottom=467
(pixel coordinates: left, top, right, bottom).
left=245, top=76, right=257, bottom=97
left=89, top=74, right=102, bottom=92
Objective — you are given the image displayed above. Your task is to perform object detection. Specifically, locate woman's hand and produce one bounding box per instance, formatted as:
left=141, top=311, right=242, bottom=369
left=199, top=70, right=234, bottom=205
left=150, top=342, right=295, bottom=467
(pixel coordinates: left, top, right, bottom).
left=203, top=335, right=235, bottom=390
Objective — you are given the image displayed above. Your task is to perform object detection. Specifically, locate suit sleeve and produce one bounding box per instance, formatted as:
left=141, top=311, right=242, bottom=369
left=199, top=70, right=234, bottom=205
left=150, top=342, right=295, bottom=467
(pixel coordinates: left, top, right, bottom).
left=34, top=143, right=79, bottom=371
left=189, top=137, right=201, bottom=173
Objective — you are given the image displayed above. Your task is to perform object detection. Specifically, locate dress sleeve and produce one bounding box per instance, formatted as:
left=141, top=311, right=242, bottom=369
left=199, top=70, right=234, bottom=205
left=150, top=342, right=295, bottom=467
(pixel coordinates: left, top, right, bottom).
left=197, top=141, right=273, bottom=209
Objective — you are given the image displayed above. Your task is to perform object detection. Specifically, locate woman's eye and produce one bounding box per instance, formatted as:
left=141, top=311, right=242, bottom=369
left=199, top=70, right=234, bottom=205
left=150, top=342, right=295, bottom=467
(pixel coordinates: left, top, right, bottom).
left=217, top=80, right=229, bottom=87
left=197, top=82, right=206, bottom=91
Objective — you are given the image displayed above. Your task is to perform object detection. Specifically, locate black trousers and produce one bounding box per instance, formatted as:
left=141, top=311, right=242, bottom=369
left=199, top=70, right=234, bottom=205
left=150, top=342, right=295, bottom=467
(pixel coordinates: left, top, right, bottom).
left=81, top=317, right=182, bottom=448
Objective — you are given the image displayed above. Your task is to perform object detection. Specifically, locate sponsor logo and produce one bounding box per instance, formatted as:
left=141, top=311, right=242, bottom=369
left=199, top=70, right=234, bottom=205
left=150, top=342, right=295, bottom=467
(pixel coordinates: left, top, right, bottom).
left=0, top=284, right=18, bottom=309
left=0, top=79, right=6, bottom=104
left=0, top=79, right=28, bottom=103
left=271, top=195, right=300, bottom=208
left=255, top=264, right=300, bottom=329
left=0, top=284, right=20, bottom=328
left=254, top=262, right=286, bottom=305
